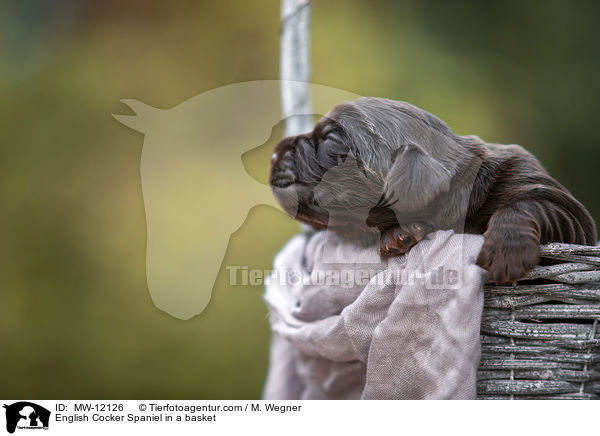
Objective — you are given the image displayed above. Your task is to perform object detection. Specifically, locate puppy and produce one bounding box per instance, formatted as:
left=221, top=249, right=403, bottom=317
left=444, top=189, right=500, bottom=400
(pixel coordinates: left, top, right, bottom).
left=270, top=98, right=597, bottom=283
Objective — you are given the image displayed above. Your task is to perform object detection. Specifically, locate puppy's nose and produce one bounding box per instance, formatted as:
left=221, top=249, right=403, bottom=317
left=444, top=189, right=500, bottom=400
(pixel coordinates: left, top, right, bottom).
left=270, top=150, right=296, bottom=188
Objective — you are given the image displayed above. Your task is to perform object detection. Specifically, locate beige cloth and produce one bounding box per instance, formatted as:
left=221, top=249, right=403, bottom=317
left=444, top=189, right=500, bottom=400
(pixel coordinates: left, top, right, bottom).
left=263, top=230, right=487, bottom=399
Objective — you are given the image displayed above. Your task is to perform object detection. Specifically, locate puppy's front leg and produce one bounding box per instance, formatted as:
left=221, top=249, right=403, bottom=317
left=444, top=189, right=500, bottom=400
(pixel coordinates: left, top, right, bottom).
left=476, top=201, right=542, bottom=284
left=379, top=223, right=432, bottom=257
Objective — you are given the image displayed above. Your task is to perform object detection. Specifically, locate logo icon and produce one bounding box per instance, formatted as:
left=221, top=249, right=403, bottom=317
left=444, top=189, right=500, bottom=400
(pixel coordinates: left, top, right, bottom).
left=3, top=402, right=50, bottom=434
left=113, top=80, right=361, bottom=319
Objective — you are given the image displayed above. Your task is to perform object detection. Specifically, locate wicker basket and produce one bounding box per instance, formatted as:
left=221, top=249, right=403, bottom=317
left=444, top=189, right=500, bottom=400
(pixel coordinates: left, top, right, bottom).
left=478, top=243, right=600, bottom=399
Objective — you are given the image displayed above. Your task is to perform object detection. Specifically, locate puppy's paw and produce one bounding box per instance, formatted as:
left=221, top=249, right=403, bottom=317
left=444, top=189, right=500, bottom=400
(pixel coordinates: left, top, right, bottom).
left=379, top=223, right=431, bottom=258
left=476, top=228, right=540, bottom=284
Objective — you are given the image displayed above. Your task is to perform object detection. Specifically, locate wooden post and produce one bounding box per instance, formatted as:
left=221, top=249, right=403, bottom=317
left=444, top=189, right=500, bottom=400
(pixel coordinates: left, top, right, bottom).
left=280, top=0, right=313, bottom=136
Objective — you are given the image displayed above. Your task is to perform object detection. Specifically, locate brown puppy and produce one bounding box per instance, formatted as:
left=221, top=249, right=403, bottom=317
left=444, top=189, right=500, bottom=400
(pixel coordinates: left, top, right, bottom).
left=269, top=98, right=597, bottom=283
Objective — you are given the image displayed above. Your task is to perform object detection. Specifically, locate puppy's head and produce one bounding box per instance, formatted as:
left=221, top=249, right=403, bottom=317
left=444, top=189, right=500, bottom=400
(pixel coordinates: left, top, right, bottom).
left=270, top=98, right=477, bottom=241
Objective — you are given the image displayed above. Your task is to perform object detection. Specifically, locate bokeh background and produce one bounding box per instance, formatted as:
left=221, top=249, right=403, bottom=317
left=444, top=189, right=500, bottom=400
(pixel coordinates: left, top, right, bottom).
left=1, top=0, right=599, bottom=398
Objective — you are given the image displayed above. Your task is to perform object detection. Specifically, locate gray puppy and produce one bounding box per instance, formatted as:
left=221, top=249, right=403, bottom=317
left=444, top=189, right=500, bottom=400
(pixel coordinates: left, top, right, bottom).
left=270, top=98, right=597, bottom=283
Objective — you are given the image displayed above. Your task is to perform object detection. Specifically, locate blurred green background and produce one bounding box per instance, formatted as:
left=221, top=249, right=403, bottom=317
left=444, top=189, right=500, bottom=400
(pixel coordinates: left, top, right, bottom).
left=1, top=0, right=598, bottom=398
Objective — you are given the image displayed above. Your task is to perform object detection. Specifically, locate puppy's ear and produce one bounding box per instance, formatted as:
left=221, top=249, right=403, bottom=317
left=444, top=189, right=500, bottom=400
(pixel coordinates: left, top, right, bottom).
left=383, top=143, right=452, bottom=212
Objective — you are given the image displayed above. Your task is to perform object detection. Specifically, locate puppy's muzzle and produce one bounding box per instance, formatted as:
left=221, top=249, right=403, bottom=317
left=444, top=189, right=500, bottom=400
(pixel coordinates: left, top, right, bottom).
left=270, top=150, right=296, bottom=188
left=270, top=137, right=298, bottom=188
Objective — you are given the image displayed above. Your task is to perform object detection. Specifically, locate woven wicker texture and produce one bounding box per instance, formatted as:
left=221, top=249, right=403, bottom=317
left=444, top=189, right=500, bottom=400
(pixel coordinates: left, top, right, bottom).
left=478, top=243, right=600, bottom=399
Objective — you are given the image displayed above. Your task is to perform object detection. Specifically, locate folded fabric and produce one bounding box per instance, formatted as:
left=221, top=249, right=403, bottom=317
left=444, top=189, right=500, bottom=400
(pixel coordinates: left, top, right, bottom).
left=263, top=230, right=488, bottom=399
